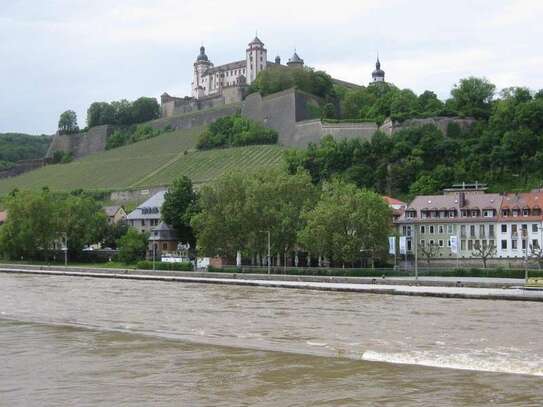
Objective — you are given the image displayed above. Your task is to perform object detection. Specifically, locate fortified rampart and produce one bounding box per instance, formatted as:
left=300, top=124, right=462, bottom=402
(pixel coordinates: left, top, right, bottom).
left=148, top=103, right=241, bottom=131
left=46, top=125, right=113, bottom=160
left=380, top=116, right=476, bottom=136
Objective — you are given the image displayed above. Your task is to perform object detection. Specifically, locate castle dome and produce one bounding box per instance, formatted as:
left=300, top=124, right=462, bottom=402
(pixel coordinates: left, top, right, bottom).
left=196, top=46, right=209, bottom=62
left=372, top=57, right=385, bottom=82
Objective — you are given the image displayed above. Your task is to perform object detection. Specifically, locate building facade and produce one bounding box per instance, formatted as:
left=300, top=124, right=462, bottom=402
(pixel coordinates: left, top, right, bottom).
left=396, top=185, right=543, bottom=264
left=191, top=36, right=292, bottom=100
left=126, top=191, right=166, bottom=234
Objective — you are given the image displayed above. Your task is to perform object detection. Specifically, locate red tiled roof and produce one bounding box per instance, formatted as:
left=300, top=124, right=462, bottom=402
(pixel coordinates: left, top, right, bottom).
left=383, top=196, right=406, bottom=206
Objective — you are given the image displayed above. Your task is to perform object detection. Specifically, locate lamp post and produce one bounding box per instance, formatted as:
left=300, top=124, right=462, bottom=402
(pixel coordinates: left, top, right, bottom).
left=259, top=230, right=272, bottom=274
left=414, top=225, right=418, bottom=281
left=63, top=233, right=68, bottom=267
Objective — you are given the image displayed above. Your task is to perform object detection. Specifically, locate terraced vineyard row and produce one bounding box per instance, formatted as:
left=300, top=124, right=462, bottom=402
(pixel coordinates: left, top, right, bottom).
left=0, top=127, right=286, bottom=195
left=135, top=145, right=285, bottom=187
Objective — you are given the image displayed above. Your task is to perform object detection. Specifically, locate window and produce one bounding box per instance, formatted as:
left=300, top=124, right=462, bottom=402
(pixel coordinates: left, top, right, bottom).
left=447, top=225, right=453, bottom=234
left=447, top=239, right=452, bottom=247
left=429, top=239, right=435, bottom=246
left=480, top=225, right=485, bottom=237
left=489, top=240, right=495, bottom=249
left=429, top=225, right=435, bottom=234
left=482, top=240, right=487, bottom=249
left=461, top=225, right=466, bottom=237
left=501, top=240, right=507, bottom=250
left=461, top=240, right=466, bottom=250
left=532, top=224, right=539, bottom=233
left=439, top=240, right=444, bottom=247
left=489, top=225, right=495, bottom=237
left=470, top=225, right=476, bottom=237
left=141, top=220, right=146, bottom=227
left=162, top=243, right=167, bottom=250
left=512, top=224, right=518, bottom=236
left=439, top=225, right=444, bottom=234
left=468, top=240, right=473, bottom=250
left=512, top=240, right=518, bottom=250
left=513, top=209, right=519, bottom=217
left=420, top=240, right=425, bottom=247
left=523, top=208, right=529, bottom=216
left=474, top=240, right=481, bottom=250
left=532, top=240, right=539, bottom=249
left=407, top=240, right=412, bottom=251
left=502, top=209, right=509, bottom=217
left=420, top=226, right=426, bottom=234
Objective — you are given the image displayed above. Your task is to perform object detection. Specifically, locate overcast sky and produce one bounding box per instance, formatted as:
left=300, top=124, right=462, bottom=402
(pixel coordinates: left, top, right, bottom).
left=1, top=0, right=542, bottom=134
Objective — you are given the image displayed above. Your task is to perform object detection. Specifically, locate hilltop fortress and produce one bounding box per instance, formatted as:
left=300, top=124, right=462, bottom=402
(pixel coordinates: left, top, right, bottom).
left=43, top=35, right=474, bottom=166
left=161, top=36, right=379, bottom=118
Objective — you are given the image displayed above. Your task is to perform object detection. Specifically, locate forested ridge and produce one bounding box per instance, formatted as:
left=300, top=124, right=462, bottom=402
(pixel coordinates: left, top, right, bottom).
left=283, top=78, right=543, bottom=199
left=0, top=133, right=51, bottom=171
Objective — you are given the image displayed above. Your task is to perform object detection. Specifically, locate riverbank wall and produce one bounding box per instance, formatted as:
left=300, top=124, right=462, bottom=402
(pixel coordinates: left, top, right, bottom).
left=1, top=265, right=541, bottom=302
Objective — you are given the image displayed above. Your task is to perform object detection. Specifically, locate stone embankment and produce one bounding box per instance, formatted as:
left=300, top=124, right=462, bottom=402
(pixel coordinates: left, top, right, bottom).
left=1, top=264, right=541, bottom=302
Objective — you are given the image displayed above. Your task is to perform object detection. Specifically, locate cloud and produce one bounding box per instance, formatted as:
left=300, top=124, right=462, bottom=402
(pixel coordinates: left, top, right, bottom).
left=0, top=0, right=542, bottom=134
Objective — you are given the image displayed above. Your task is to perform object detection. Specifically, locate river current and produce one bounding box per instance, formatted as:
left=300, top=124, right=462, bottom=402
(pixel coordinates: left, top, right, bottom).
left=1, top=273, right=542, bottom=406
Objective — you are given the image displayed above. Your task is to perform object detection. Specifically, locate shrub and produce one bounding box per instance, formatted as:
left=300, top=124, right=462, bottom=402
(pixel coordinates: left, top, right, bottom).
left=136, top=260, right=193, bottom=271
left=197, top=114, right=278, bottom=150
left=117, top=229, right=148, bottom=264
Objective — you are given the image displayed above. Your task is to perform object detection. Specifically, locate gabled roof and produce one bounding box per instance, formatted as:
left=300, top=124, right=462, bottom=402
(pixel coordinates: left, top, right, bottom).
left=104, top=205, right=122, bottom=217
left=127, top=190, right=167, bottom=220
left=383, top=196, right=406, bottom=206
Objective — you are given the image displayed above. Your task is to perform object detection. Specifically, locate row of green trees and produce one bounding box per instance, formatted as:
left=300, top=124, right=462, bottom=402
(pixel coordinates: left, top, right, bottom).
left=197, top=114, right=278, bottom=150
left=158, top=171, right=391, bottom=266
left=106, top=125, right=170, bottom=150
left=0, top=189, right=140, bottom=262
left=87, top=97, right=160, bottom=128
left=285, top=83, right=543, bottom=197
left=0, top=133, right=51, bottom=170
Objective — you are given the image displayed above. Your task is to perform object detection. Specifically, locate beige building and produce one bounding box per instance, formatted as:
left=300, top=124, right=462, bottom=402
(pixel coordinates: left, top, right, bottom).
left=103, top=206, right=126, bottom=225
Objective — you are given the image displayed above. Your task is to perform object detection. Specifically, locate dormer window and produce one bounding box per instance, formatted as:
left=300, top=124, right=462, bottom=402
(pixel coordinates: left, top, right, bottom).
left=523, top=208, right=530, bottom=216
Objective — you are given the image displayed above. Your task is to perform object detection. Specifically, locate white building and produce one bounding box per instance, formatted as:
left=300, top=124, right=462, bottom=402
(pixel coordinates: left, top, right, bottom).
left=191, top=36, right=292, bottom=99
left=496, top=192, right=543, bottom=259
left=126, top=191, right=167, bottom=234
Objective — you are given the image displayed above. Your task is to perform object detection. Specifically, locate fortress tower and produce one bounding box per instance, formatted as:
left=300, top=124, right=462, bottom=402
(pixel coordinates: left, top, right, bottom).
left=246, top=36, right=267, bottom=84
left=287, top=51, right=304, bottom=69
left=192, top=46, right=213, bottom=98
left=371, top=57, right=385, bottom=83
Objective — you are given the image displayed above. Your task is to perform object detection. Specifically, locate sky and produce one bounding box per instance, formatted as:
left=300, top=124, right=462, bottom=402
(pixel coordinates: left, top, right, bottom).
left=1, top=0, right=542, bottom=134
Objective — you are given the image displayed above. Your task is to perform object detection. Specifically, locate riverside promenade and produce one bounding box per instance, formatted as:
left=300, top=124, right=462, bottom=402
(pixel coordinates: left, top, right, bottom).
left=1, top=264, right=542, bottom=302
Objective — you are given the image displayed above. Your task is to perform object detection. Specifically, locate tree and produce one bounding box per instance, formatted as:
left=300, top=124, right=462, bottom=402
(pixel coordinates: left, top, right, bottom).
left=529, top=243, right=543, bottom=270
left=450, top=77, right=496, bottom=119
left=102, top=222, right=129, bottom=250
left=191, top=172, right=252, bottom=260
left=298, top=180, right=391, bottom=266
left=131, top=97, right=160, bottom=123
left=117, top=229, right=148, bottom=263
left=246, top=169, right=317, bottom=266
left=60, top=193, right=108, bottom=255
left=87, top=102, right=115, bottom=127
left=162, top=176, right=197, bottom=247
left=472, top=242, right=497, bottom=268
left=58, top=110, right=79, bottom=134
left=418, top=242, right=440, bottom=265
left=0, top=190, right=61, bottom=260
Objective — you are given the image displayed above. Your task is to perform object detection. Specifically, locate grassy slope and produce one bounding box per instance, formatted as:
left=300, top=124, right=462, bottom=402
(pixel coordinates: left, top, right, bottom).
left=0, top=127, right=285, bottom=195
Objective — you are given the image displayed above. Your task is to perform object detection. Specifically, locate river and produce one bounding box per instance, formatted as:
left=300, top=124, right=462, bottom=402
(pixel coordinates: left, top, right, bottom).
left=1, top=273, right=542, bottom=406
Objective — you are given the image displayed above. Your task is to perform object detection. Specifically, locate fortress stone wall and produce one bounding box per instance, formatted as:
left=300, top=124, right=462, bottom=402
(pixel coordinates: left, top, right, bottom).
left=380, top=116, right=476, bottom=136
left=46, top=125, right=113, bottom=160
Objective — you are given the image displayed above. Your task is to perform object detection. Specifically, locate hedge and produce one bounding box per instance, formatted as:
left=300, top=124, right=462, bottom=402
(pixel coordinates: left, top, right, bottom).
left=136, top=260, right=193, bottom=271
left=208, top=266, right=543, bottom=279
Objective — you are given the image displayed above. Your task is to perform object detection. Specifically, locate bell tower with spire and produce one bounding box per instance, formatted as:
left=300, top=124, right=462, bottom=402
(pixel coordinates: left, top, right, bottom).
left=371, top=55, right=385, bottom=83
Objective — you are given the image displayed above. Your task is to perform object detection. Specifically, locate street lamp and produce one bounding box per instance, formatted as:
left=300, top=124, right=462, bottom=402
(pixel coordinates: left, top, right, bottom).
left=261, top=231, right=271, bottom=274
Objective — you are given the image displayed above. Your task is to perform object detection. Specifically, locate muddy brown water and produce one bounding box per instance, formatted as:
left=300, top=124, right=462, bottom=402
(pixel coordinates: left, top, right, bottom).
left=1, top=274, right=542, bottom=406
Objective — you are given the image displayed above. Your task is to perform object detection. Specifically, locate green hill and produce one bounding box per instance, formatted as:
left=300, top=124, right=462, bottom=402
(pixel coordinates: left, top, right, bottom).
left=0, top=127, right=285, bottom=195
left=0, top=133, right=51, bottom=170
